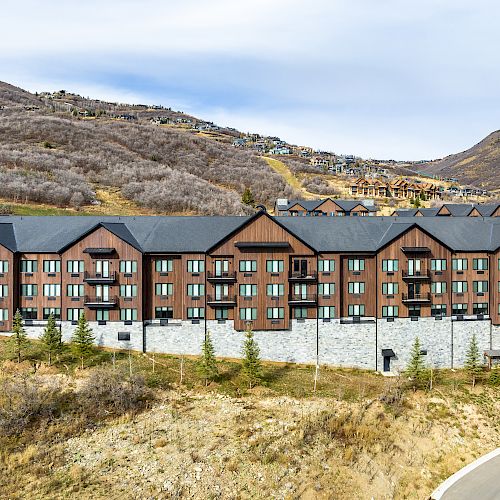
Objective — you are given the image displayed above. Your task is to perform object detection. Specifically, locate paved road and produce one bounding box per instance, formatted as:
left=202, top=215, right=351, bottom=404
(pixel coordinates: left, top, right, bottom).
left=440, top=453, right=500, bottom=500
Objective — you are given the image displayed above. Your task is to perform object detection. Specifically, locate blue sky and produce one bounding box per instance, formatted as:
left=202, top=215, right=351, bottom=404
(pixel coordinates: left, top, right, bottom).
left=1, top=0, right=499, bottom=159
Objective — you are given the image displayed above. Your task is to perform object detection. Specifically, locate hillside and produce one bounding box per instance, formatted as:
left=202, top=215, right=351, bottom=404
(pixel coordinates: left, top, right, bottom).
left=0, top=82, right=296, bottom=215
left=419, top=130, right=500, bottom=190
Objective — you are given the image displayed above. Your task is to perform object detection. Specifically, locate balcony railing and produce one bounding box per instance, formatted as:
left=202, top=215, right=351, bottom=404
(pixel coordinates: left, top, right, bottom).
left=402, top=270, right=431, bottom=281
left=83, top=271, right=116, bottom=284
left=288, top=293, right=317, bottom=304
left=206, top=271, right=237, bottom=282
left=402, top=293, right=431, bottom=303
left=206, top=295, right=237, bottom=306
left=84, top=295, right=118, bottom=308
left=288, top=271, right=317, bottom=281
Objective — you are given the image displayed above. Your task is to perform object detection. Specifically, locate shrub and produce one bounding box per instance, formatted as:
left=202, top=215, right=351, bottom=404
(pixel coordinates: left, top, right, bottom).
left=241, top=327, right=262, bottom=389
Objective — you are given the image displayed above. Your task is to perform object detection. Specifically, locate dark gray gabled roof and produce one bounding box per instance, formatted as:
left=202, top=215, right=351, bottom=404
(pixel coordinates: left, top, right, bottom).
left=393, top=208, right=439, bottom=217
left=0, top=223, right=17, bottom=252
left=281, top=198, right=377, bottom=212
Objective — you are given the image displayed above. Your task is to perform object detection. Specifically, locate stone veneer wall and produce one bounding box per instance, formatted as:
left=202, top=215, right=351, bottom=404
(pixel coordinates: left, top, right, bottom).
left=451, top=320, right=491, bottom=367
left=144, top=320, right=204, bottom=355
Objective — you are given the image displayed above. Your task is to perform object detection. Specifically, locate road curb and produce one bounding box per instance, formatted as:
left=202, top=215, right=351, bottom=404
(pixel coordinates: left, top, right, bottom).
left=430, top=447, right=500, bottom=499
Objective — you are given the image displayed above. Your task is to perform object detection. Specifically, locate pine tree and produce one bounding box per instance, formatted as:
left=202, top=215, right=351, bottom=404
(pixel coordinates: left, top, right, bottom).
left=406, top=337, right=425, bottom=389
left=241, top=327, right=262, bottom=388
left=71, top=313, right=95, bottom=369
left=40, top=313, right=62, bottom=365
left=464, top=334, right=482, bottom=387
left=197, top=331, right=218, bottom=386
left=8, top=309, right=30, bottom=363
left=241, top=187, right=255, bottom=207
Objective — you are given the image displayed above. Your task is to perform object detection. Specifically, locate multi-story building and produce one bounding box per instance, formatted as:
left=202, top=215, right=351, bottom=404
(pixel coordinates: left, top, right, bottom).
left=1, top=214, right=500, bottom=372
left=392, top=203, right=500, bottom=217
left=274, top=198, right=378, bottom=216
left=351, top=178, right=440, bottom=200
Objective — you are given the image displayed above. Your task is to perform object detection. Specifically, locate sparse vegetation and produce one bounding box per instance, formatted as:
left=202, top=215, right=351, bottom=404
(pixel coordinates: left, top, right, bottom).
left=197, top=331, right=218, bottom=386
left=71, top=314, right=95, bottom=369
left=241, top=328, right=262, bottom=388
left=7, top=310, right=30, bottom=363
left=464, top=334, right=483, bottom=387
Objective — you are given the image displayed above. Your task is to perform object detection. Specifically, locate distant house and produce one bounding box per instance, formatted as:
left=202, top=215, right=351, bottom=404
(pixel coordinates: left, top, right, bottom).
left=274, top=198, right=378, bottom=217
left=269, top=147, right=291, bottom=155
left=392, top=203, right=500, bottom=218
left=350, top=178, right=440, bottom=200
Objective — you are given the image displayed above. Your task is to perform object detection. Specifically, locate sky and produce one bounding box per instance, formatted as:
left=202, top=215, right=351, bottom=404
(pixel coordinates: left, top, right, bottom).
left=1, top=0, right=499, bottom=160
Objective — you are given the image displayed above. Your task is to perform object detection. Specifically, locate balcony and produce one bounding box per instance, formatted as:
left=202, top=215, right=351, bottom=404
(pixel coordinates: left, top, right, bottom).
left=402, top=270, right=431, bottom=281
left=402, top=293, right=431, bottom=303
left=206, top=271, right=237, bottom=282
left=288, top=293, right=317, bottom=305
left=206, top=295, right=237, bottom=306
left=84, top=295, right=118, bottom=308
left=288, top=271, right=317, bottom=282
left=83, top=271, right=116, bottom=284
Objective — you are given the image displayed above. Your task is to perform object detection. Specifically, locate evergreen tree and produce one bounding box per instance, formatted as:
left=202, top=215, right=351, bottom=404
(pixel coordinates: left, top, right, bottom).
left=71, top=313, right=95, bottom=369
left=197, top=331, right=218, bottom=386
left=241, top=327, right=262, bottom=388
left=8, top=309, right=30, bottom=363
left=40, top=313, right=62, bottom=365
left=241, top=187, right=255, bottom=207
left=464, top=334, right=482, bottom=387
left=406, top=337, right=425, bottom=389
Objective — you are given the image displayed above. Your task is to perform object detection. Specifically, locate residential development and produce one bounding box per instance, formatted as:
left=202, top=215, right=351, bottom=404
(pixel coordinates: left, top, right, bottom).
left=393, top=203, right=500, bottom=217
left=350, top=178, right=441, bottom=200
left=274, top=198, right=378, bottom=216
left=0, top=213, right=499, bottom=372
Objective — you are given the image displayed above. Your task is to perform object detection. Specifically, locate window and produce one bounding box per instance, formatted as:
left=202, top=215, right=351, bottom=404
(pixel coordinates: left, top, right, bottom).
left=67, top=308, right=84, bottom=321
left=348, top=259, right=365, bottom=271
left=473, top=281, right=488, bottom=293
left=120, top=308, right=138, bottom=321
left=187, top=260, right=204, bottom=273
left=155, top=283, right=173, bottom=296
left=213, top=260, right=229, bottom=276
left=95, top=260, right=110, bottom=277
left=452, top=258, right=468, bottom=271
left=348, top=282, right=365, bottom=294
left=187, top=284, right=205, bottom=297
left=43, top=260, right=61, bottom=273
left=0, top=261, right=8, bottom=273
left=293, top=307, right=308, bottom=319
left=20, top=307, right=37, bottom=320
left=319, top=306, right=335, bottom=319
left=382, top=282, right=398, bottom=295
left=67, top=260, right=84, bottom=273
left=20, top=260, right=37, bottom=273
left=43, top=284, right=61, bottom=297
left=67, top=284, right=84, bottom=297
left=430, top=259, right=447, bottom=271
left=20, top=284, right=37, bottom=296
left=431, top=282, right=446, bottom=294
left=452, top=303, right=467, bottom=315
left=156, top=259, right=173, bottom=272
left=266, top=260, right=284, bottom=273
left=155, top=307, right=173, bottom=319
left=382, top=305, right=399, bottom=317
left=473, top=303, right=488, bottom=315
left=452, top=281, right=468, bottom=293
left=120, top=260, right=137, bottom=273
left=120, top=284, right=137, bottom=297
left=187, top=307, right=205, bottom=319
left=408, top=305, right=421, bottom=317
left=431, top=304, right=446, bottom=317
left=239, top=260, right=257, bottom=272
left=382, top=259, right=399, bottom=272
left=0, top=285, right=8, bottom=297
left=0, top=309, right=8, bottom=321
left=43, top=308, right=61, bottom=320
left=318, top=283, right=335, bottom=295
left=318, top=259, right=335, bottom=272
left=215, top=308, right=229, bottom=320
left=473, top=258, right=488, bottom=270
left=240, top=284, right=257, bottom=297
left=239, top=307, right=257, bottom=321
left=348, top=304, right=365, bottom=316
left=96, top=309, right=109, bottom=321
left=266, top=283, right=284, bottom=296
left=267, top=307, right=284, bottom=319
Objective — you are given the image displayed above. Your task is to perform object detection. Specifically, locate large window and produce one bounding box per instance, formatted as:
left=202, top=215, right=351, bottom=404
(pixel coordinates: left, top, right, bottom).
left=239, top=260, right=257, bottom=272
left=431, top=304, right=446, bottom=317
left=67, top=260, right=84, bottom=273
left=267, top=307, right=284, bottom=319
left=20, top=260, right=37, bottom=273
left=266, top=260, right=284, bottom=273
left=120, top=260, right=137, bottom=273
left=382, top=305, right=399, bottom=317
left=473, top=258, right=488, bottom=270
left=0, top=309, right=8, bottom=321
left=239, top=307, right=257, bottom=321
left=430, top=259, right=447, bottom=271
left=318, top=259, right=335, bottom=272
left=43, top=260, right=61, bottom=273
left=96, top=309, right=109, bottom=321
left=382, top=259, right=399, bottom=272
left=348, top=282, right=365, bottom=294
left=67, top=284, right=84, bottom=297
left=318, top=283, right=335, bottom=295
left=452, top=303, right=467, bottom=315
left=120, top=284, right=138, bottom=297
left=382, top=282, right=398, bottom=295
left=156, top=259, right=173, bottom=272
left=155, top=283, right=173, bottom=296
left=319, top=306, right=335, bottom=319
left=266, top=284, right=284, bottom=296
left=187, top=260, right=204, bottom=273
left=293, top=307, right=308, bottom=319
left=240, top=284, right=257, bottom=297
left=473, top=281, right=488, bottom=293
left=452, top=258, right=467, bottom=271
left=348, top=259, right=365, bottom=271
left=155, top=306, right=173, bottom=319
left=20, top=284, right=37, bottom=296
left=452, top=281, right=468, bottom=293
left=215, top=308, right=229, bottom=320
left=431, top=282, right=446, bottom=294
left=43, top=308, right=61, bottom=320
left=187, top=307, right=205, bottom=319
left=408, top=305, right=421, bottom=317
left=0, top=261, right=8, bottom=273
left=473, top=303, right=488, bottom=315
left=0, top=285, right=8, bottom=297
left=187, top=284, right=204, bottom=297
left=348, top=304, right=365, bottom=316
left=43, top=284, right=61, bottom=297
left=120, top=308, right=138, bottom=321
left=20, top=307, right=37, bottom=320
left=67, top=308, right=84, bottom=321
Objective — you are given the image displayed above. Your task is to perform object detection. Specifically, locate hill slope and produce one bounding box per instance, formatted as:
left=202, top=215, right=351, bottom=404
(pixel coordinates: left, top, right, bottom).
left=0, top=82, right=296, bottom=215
left=419, top=130, right=500, bottom=190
